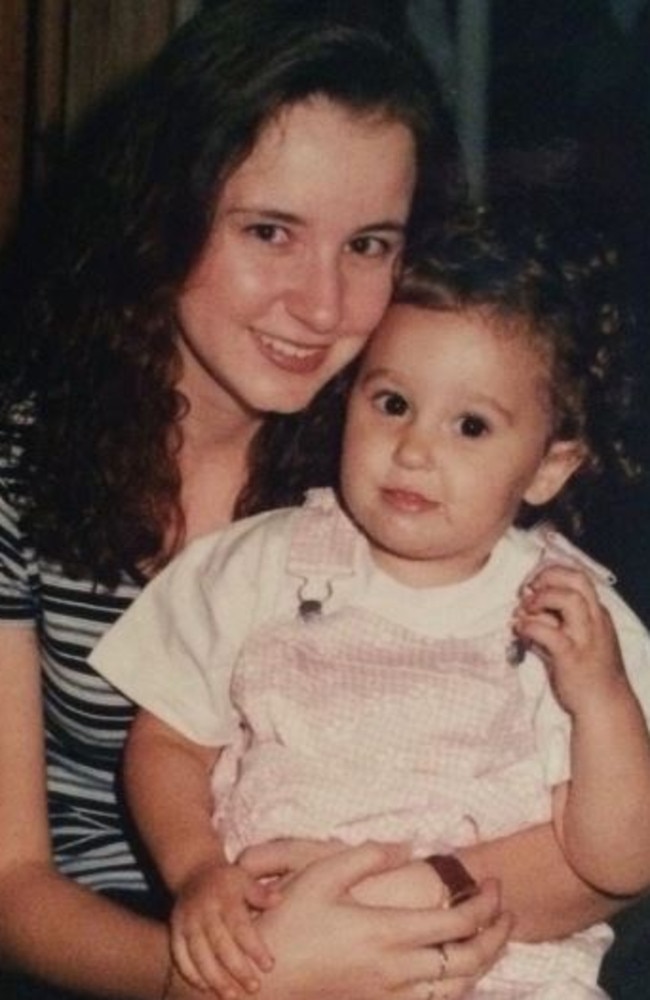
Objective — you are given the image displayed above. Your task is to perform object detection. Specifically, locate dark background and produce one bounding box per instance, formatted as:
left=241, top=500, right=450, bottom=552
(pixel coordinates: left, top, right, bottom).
left=1, top=0, right=649, bottom=618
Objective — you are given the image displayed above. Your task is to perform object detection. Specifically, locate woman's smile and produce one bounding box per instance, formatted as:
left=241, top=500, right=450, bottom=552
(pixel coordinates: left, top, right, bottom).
left=252, top=329, right=329, bottom=374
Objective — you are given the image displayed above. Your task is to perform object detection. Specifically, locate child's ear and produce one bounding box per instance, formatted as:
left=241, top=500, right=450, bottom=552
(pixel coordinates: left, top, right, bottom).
left=524, top=439, right=587, bottom=507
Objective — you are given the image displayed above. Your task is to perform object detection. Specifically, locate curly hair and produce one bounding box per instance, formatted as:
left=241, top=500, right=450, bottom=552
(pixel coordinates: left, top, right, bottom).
left=393, top=195, right=644, bottom=537
left=0, top=0, right=459, bottom=588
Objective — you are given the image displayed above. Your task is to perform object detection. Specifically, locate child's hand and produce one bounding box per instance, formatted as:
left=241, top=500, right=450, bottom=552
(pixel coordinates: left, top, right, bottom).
left=512, top=564, right=629, bottom=716
left=238, top=837, right=346, bottom=887
left=171, top=858, right=280, bottom=999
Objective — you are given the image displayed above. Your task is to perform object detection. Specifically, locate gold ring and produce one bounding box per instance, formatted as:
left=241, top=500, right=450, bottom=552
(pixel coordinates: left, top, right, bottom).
left=437, top=943, right=449, bottom=980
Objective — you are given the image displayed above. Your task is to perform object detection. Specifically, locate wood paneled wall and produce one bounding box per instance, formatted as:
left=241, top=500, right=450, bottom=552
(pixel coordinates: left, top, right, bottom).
left=0, top=0, right=29, bottom=243
left=0, top=0, right=197, bottom=245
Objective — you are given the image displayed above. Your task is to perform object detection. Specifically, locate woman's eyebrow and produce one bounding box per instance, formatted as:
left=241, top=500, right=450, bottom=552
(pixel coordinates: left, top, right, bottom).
left=225, top=207, right=303, bottom=224
left=226, top=206, right=407, bottom=234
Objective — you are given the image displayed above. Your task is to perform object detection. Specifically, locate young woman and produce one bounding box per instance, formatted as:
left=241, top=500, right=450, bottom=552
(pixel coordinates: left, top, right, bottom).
left=0, top=3, right=507, bottom=999
left=0, top=3, right=627, bottom=999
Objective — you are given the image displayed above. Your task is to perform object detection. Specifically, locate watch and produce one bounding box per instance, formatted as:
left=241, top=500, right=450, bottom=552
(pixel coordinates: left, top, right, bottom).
left=424, top=853, right=478, bottom=907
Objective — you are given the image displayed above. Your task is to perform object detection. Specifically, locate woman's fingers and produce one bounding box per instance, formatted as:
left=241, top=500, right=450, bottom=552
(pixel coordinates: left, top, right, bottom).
left=376, top=910, right=511, bottom=998
left=364, top=878, right=504, bottom=950
left=424, top=909, right=512, bottom=979
left=238, top=836, right=347, bottom=879
left=256, top=848, right=510, bottom=1000
left=298, top=840, right=412, bottom=898
left=287, top=846, right=509, bottom=962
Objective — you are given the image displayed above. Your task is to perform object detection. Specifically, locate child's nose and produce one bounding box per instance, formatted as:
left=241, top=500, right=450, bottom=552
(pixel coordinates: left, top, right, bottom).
left=394, top=425, right=435, bottom=469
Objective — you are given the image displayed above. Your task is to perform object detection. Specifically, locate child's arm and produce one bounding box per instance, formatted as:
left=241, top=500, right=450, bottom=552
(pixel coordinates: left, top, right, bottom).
left=513, top=563, right=650, bottom=896
left=124, top=709, right=278, bottom=999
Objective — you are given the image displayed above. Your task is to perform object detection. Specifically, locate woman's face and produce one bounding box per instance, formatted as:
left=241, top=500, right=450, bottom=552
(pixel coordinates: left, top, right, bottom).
left=176, top=96, right=416, bottom=420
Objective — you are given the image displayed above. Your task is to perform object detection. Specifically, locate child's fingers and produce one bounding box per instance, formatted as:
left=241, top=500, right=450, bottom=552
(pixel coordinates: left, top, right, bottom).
left=238, top=837, right=345, bottom=880
left=515, top=586, right=600, bottom=650
left=518, top=579, right=597, bottom=644
left=513, top=590, right=589, bottom=663
left=205, top=916, right=263, bottom=994
left=170, top=941, right=206, bottom=993
left=231, top=910, right=275, bottom=973
left=512, top=613, right=569, bottom=662
left=172, top=919, right=257, bottom=999
left=171, top=931, right=221, bottom=996
left=244, top=875, right=282, bottom=911
left=524, top=565, right=602, bottom=615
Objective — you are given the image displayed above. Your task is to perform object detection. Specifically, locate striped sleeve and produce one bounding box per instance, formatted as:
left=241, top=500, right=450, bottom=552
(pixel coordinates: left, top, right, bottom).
left=0, top=476, right=38, bottom=623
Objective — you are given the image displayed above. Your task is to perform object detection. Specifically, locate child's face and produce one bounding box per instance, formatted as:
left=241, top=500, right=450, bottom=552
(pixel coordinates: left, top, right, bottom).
left=340, top=303, right=583, bottom=587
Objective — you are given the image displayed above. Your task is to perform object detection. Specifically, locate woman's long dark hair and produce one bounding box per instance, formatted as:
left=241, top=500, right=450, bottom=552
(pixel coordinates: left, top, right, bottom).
left=0, top=0, right=460, bottom=587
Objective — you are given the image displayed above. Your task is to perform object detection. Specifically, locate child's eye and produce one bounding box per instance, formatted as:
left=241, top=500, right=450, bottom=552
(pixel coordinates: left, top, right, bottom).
left=373, top=391, right=409, bottom=416
left=457, top=414, right=489, bottom=438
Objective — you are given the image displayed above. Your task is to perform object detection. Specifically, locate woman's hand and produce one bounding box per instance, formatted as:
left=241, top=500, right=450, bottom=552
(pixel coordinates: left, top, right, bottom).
left=241, top=838, right=450, bottom=909
left=349, top=856, right=449, bottom=910
left=250, top=842, right=511, bottom=1000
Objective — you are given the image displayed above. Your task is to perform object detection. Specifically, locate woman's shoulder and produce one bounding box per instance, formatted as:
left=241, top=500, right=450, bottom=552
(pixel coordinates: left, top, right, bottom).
left=0, top=404, right=33, bottom=492
left=0, top=435, right=28, bottom=536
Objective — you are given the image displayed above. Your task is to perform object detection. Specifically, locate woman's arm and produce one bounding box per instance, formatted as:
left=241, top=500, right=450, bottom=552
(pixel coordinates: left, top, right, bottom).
left=2, top=630, right=510, bottom=1000
left=242, top=822, right=634, bottom=947
left=0, top=627, right=178, bottom=1000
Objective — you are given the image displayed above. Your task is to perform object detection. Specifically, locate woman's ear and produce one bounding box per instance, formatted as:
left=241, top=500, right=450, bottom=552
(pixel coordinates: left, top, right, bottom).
left=524, top=439, right=587, bottom=507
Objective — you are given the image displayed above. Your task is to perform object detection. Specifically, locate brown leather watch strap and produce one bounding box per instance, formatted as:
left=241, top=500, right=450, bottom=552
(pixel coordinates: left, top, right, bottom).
left=425, top=854, right=478, bottom=906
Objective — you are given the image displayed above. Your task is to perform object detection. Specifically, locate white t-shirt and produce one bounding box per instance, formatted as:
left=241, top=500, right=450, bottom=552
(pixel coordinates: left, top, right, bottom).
left=91, top=491, right=650, bottom=791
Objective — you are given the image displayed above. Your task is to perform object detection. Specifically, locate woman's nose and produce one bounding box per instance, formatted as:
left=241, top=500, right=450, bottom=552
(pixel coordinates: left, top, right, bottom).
left=285, top=255, right=343, bottom=335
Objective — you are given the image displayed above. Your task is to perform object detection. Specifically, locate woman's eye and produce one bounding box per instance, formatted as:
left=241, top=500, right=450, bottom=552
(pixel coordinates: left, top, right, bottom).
left=246, top=223, right=289, bottom=245
left=458, top=414, right=489, bottom=438
left=374, top=391, right=409, bottom=416
left=348, top=234, right=392, bottom=258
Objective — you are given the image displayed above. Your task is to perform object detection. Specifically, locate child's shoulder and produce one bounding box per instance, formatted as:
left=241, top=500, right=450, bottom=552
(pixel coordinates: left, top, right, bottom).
left=509, top=525, right=648, bottom=639
left=181, top=489, right=344, bottom=588
left=186, top=503, right=300, bottom=576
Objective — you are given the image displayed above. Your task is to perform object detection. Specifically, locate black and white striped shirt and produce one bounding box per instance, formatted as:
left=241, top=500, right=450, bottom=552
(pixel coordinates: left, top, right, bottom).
left=0, top=467, right=149, bottom=893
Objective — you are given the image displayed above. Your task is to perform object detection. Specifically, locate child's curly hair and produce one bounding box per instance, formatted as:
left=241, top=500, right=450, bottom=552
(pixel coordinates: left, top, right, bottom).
left=395, top=196, right=644, bottom=537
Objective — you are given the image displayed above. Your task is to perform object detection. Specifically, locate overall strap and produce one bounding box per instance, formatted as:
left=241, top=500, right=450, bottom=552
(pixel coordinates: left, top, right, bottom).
left=286, top=489, right=358, bottom=619
left=287, top=488, right=358, bottom=578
